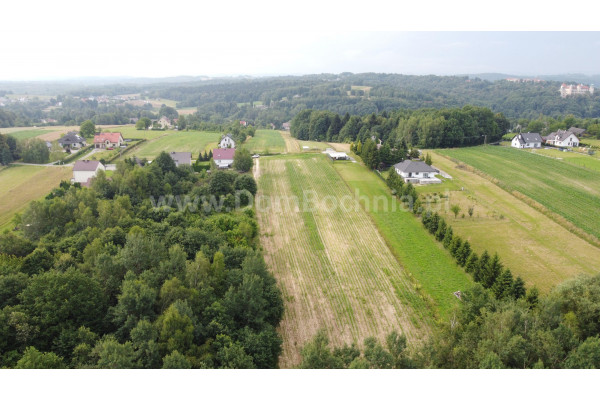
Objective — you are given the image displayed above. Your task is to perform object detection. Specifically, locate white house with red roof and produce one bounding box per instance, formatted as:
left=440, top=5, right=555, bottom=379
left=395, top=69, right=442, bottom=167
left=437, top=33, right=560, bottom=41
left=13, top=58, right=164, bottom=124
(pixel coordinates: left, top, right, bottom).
left=94, top=132, right=124, bottom=149
left=72, top=160, right=105, bottom=185
left=213, top=148, right=236, bottom=168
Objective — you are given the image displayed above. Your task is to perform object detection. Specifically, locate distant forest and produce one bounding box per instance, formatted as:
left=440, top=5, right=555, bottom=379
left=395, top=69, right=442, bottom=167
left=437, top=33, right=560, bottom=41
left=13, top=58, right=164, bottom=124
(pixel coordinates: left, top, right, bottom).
left=2, top=73, right=600, bottom=129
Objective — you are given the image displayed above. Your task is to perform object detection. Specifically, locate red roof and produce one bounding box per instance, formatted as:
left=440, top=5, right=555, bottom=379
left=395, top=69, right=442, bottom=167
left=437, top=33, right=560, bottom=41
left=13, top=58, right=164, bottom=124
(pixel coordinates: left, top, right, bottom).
left=213, top=148, right=236, bottom=160
left=94, top=132, right=123, bottom=144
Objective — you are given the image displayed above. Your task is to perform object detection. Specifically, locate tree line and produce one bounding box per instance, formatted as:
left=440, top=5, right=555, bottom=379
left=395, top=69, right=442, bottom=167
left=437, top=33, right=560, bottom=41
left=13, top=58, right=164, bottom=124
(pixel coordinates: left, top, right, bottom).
left=291, top=106, right=510, bottom=150
left=0, top=152, right=283, bottom=368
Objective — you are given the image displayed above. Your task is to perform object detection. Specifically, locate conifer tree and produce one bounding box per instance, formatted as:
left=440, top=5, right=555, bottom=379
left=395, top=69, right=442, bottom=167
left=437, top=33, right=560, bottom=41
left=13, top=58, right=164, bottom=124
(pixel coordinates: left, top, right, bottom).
left=456, top=240, right=472, bottom=267
left=442, top=226, right=453, bottom=248
left=511, top=277, right=527, bottom=300
left=492, top=269, right=514, bottom=299
left=465, top=252, right=479, bottom=275
left=449, top=236, right=463, bottom=258
left=474, top=250, right=490, bottom=283
left=435, top=218, right=447, bottom=241
left=483, top=253, right=503, bottom=289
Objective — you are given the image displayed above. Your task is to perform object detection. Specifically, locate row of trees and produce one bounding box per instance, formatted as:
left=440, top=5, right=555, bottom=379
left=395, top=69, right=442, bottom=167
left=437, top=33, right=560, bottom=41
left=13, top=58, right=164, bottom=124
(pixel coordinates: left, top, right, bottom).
left=422, top=212, right=527, bottom=300
left=0, top=134, right=18, bottom=165
left=0, top=151, right=283, bottom=368
left=291, top=106, right=510, bottom=148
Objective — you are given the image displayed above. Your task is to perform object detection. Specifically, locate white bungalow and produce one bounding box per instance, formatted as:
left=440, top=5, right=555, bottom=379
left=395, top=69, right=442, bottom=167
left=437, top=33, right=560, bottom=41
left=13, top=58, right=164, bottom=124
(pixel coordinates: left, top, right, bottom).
left=72, top=160, right=105, bottom=185
left=511, top=132, right=543, bottom=149
left=394, top=160, right=441, bottom=184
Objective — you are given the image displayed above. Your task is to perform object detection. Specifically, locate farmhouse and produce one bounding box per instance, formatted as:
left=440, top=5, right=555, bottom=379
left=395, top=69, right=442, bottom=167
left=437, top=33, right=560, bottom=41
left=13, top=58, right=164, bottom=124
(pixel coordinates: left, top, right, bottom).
left=568, top=126, right=586, bottom=137
left=58, top=132, right=87, bottom=150
left=169, top=151, right=192, bottom=167
left=158, top=116, right=172, bottom=129
left=511, top=132, right=542, bottom=149
left=213, top=148, right=236, bottom=168
left=72, top=160, right=105, bottom=185
left=94, top=132, right=124, bottom=149
left=219, top=134, right=236, bottom=149
left=394, top=160, right=441, bottom=184
left=544, top=130, right=580, bottom=147
left=282, top=122, right=291, bottom=131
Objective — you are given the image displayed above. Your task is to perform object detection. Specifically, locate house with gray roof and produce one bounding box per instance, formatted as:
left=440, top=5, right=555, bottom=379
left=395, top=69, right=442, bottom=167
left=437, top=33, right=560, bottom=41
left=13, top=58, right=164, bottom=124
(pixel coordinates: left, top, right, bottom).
left=219, top=134, right=236, bottom=149
left=169, top=152, right=192, bottom=167
left=394, top=160, right=441, bottom=184
left=544, top=130, right=580, bottom=148
left=72, top=160, right=105, bottom=185
left=511, top=132, right=542, bottom=149
left=568, top=127, right=586, bottom=137
left=58, top=132, right=87, bottom=150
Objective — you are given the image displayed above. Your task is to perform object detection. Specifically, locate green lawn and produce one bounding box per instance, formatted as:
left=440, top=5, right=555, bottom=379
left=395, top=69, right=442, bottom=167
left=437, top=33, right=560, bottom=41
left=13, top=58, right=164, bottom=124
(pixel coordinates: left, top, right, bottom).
left=438, top=146, right=600, bottom=239
left=0, top=165, right=72, bottom=231
left=1, top=128, right=53, bottom=141
left=242, top=130, right=285, bottom=154
left=299, top=140, right=331, bottom=151
left=333, top=160, right=472, bottom=319
left=526, top=147, right=600, bottom=172
left=127, top=131, right=221, bottom=160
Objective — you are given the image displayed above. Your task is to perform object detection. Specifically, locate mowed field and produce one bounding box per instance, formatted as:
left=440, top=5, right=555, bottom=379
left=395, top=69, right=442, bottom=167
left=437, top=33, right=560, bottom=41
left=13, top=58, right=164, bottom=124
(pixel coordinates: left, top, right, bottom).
left=255, top=155, right=432, bottom=367
left=438, top=146, right=600, bottom=240
left=242, top=129, right=285, bottom=154
left=127, top=131, right=221, bottom=159
left=526, top=147, right=600, bottom=173
left=428, top=153, right=600, bottom=293
left=333, top=161, right=472, bottom=317
left=0, top=165, right=72, bottom=231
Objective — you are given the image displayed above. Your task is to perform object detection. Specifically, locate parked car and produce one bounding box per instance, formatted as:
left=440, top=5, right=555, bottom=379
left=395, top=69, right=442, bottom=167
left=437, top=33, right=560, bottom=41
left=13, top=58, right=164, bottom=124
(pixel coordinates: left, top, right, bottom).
left=252, top=154, right=260, bottom=158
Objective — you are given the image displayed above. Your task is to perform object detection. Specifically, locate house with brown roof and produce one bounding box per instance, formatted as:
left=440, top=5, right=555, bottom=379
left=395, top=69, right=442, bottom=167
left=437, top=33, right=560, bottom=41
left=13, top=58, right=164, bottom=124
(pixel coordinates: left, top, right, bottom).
left=213, top=148, right=236, bottom=168
left=94, top=132, right=124, bottom=149
left=72, top=160, right=105, bottom=185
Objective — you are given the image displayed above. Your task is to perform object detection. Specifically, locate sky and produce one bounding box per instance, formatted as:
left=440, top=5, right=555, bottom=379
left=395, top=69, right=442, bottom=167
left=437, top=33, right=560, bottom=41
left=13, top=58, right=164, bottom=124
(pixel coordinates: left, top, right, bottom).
left=1, top=1, right=599, bottom=80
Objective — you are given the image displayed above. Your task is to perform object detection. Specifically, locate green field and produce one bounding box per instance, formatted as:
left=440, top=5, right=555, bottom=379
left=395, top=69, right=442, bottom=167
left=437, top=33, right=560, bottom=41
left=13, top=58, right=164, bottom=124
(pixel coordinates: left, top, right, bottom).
left=299, top=140, right=331, bottom=151
left=438, top=146, right=600, bottom=240
left=526, top=147, right=600, bottom=172
left=242, top=130, right=285, bottom=154
left=255, top=155, right=432, bottom=367
left=126, top=131, right=221, bottom=160
left=430, top=153, right=600, bottom=293
left=1, top=128, right=54, bottom=141
left=0, top=165, right=72, bottom=231
left=333, top=161, right=472, bottom=318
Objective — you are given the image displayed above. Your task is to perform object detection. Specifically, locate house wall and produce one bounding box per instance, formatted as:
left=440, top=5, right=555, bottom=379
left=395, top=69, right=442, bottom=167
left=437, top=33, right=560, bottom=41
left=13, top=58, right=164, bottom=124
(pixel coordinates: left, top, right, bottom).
left=555, top=134, right=580, bottom=147
left=73, top=167, right=103, bottom=183
left=396, top=169, right=432, bottom=179
left=220, top=137, right=235, bottom=148
left=215, top=159, right=234, bottom=168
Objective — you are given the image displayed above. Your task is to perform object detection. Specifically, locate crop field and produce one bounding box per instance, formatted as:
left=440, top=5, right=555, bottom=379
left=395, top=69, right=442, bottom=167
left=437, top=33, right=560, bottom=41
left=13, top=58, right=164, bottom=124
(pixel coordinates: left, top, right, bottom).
left=127, top=131, right=221, bottom=160
left=242, top=129, right=285, bottom=154
left=299, top=140, right=331, bottom=151
left=429, top=154, right=600, bottom=293
left=333, top=161, right=472, bottom=318
left=0, top=165, right=71, bottom=231
left=280, top=130, right=300, bottom=153
left=438, top=146, right=600, bottom=240
left=255, top=155, right=432, bottom=367
left=526, top=148, right=600, bottom=173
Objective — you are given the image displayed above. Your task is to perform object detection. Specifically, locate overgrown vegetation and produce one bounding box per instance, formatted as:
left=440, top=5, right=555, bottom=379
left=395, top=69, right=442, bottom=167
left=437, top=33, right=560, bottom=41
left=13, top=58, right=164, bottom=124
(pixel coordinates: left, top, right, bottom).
left=0, top=152, right=283, bottom=368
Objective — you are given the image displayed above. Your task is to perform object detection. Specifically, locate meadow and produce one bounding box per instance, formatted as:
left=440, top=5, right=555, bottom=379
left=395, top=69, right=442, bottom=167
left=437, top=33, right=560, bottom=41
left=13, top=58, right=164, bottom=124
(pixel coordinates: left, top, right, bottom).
left=255, top=155, right=432, bottom=367
left=438, top=146, right=600, bottom=240
left=242, top=129, right=285, bottom=154
left=0, top=165, right=71, bottom=231
left=526, top=147, right=600, bottom=173
left=126, top=131, right=221, bottom=160
left=333, top=161, right=472, bottom=318
left=429, top=153, right=600, bottom=293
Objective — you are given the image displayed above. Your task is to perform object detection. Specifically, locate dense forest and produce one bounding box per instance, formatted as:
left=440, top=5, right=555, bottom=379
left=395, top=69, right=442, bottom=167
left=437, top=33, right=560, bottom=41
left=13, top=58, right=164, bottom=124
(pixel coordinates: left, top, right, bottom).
left=291, top=106, right=509, bottom=150
left=2, top=73, right=600, bottom=129
left=0, top=153, right=283, bottom=368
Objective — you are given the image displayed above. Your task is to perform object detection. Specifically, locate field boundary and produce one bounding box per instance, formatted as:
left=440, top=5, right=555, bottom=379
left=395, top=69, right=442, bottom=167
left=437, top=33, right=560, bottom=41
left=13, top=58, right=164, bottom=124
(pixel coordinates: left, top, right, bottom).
left=436, top=151, right=600, bottom=248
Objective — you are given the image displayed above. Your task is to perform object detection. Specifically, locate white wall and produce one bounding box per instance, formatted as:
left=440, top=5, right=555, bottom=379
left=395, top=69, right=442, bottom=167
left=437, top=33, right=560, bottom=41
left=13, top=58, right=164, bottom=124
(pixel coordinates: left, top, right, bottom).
left=215, top=159, right=234, bottom=168
left=220, top=137, right=235, bottom=148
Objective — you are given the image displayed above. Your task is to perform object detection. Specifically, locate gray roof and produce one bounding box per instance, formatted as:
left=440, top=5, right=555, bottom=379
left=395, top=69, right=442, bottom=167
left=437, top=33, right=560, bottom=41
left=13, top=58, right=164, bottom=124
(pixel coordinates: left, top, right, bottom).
left=513, top=132, right=542, bottom=145
left=169, top=152, right=192, bottom=165
left=568, top=127, right=586, bottom=136
left=393, top=160, right=437, bottom=174
left=58, top=132, right=86, bottom=145
left=545, top=129, right=577, bottom=142
left=73, top=160, right=101, bottom=171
